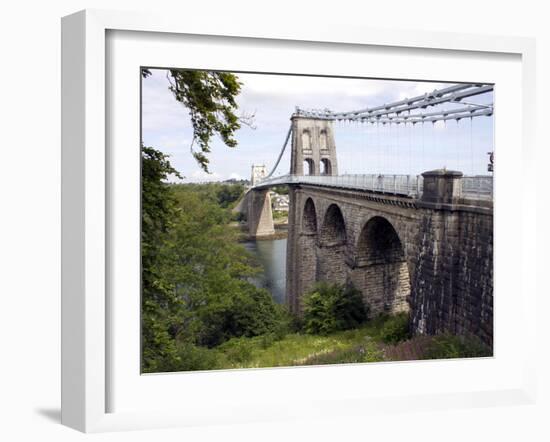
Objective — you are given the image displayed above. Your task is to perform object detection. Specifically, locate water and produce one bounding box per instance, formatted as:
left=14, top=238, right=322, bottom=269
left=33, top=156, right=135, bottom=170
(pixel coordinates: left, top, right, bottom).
left=243, top=238, right=287, bottom=304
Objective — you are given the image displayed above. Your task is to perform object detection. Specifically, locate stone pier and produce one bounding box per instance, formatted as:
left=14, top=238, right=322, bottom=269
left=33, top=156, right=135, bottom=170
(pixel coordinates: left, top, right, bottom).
left=247, top=189, right=275, bottom=238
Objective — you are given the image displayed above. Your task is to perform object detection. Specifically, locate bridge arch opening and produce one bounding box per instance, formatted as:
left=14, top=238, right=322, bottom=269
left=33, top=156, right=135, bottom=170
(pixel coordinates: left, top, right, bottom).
left=302, top=198, right=317, bottom=234
left=303, top=158, right=315, bottom=176
left=320, top=158, right=332, bottom=175
left=319, top=204, right=346, bottom=246
left=351, top=216, right=410, bottom=316
left=316, top=204, right=348, bottom=286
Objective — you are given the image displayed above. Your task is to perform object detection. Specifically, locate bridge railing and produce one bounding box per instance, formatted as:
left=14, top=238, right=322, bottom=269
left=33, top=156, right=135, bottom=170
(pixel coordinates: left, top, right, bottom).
left=462, top=175, right=493, bottom=200
left=254, top=174, right=492, bottom=201
left=333, top=174, right=423, bottom=197
left=256, top=174, right=423, bottom=197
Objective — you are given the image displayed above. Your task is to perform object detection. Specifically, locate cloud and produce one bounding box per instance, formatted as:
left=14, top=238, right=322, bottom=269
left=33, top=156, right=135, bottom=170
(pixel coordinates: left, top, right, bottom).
left=143, top=69, right=494, bottom=179
left=189, top=169, right=222, bottom=182
left=141, top=70, right=191, bottom=133
left=396, top=82, right=447, bottom=101
left=238, top=72, right=388, bottom=100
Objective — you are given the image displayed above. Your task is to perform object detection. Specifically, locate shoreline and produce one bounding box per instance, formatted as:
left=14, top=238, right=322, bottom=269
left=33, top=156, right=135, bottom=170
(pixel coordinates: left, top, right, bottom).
left=234, top=222, right=289, bottom=242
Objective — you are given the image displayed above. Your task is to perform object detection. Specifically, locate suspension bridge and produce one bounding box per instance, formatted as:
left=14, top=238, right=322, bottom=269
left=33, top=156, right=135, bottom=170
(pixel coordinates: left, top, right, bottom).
left=241, top=83, right=494, bottom=346
left=252, top=83, right=493, bottom=194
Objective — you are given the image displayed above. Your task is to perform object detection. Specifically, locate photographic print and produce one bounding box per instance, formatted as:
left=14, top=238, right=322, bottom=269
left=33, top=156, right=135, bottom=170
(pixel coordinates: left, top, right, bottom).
left=141, top=68, right=493, bottom=373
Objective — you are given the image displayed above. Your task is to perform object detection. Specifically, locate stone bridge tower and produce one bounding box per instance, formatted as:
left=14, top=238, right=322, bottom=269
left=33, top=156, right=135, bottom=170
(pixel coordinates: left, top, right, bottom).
left=251, top=164, right=268, bottom=186
left=290, top=116, right=338, bottom=176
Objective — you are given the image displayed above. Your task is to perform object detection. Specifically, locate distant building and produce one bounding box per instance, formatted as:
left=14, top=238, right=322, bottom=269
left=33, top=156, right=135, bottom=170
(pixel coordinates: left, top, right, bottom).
left=271, top=193, right=289, bottom=212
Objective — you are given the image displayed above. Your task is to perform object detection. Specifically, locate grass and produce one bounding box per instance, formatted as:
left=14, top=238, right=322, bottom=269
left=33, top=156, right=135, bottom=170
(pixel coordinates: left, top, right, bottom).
left=165, top=313, right=491, bottom=372
left=214, top=315, right=393, bottom=369
left=205, top=313, right=492, bottom=370
left=272, top=210, right=288, bottom=220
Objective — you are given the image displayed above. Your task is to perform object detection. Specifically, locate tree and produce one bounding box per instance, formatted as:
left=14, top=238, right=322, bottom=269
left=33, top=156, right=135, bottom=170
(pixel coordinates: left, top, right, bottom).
left=140, top=68, right=246, bottom=370
left=141, top=145, right=184, bottom=372
left=140, top=70, right=276, bottom=372
left=142, top=68, right=253, bottom=172
left=141, top=150, right=288, bottom=371
left=166, top=185, right=286, bottom=348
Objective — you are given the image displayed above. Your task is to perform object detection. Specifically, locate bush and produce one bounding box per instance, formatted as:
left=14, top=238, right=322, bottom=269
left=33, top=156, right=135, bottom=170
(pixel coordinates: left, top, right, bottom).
left=217, top=337, right=254, bottom=364
left=272, top=210, right=288, bottom=220
left=173, top=342, right=221, bottom=371
left=303, top=282, right=368, bottom=335
left=424, top=334, right=492, bottom=360
left=143, top=340, right=221, bottom=373
left=379, top=312, right=411, bottom=344
left=196, top=283, right=292, bottom=348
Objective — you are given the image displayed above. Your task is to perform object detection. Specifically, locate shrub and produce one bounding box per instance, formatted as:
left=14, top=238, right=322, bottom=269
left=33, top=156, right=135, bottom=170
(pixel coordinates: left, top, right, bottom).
left=272, top=210, right=288, bottom=220
left=166, top=342, right=220, bottom=372
left=424, top=334, right=492, bottom=360
left=303, top=282, right=368, bottom=335
left=195, top=283, right=292, bottom=348
left=217, top=337, right=254, bottom=364
left=379, top=312, right=411, bottom=344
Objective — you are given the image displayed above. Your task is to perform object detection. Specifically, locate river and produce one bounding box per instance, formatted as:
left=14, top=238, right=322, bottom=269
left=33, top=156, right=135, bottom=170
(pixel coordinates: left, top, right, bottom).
left=243, top=238, right=287, bottom=304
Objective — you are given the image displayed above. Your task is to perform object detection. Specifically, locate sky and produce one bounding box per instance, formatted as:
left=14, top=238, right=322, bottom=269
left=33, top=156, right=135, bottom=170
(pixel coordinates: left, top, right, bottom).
left=141, top=69, right=494, bottom=183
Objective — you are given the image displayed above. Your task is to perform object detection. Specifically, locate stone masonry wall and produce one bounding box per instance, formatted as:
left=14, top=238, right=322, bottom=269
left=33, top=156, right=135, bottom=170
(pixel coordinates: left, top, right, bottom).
left=350, top=262, right=410, bottom=316
left=408, top=206, right=493, bottom=347
left=297, top=232, right=317, bottom=311
left=286, top=184, right=493, bottom=346
left=316, top=244, right=348, bottom=286
left=454, top=210, right=493, bottom=345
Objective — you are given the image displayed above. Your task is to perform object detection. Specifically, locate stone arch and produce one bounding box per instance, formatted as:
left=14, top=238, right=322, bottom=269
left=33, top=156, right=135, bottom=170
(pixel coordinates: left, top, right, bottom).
left=350, top=216, right=411, bottom=316
left=355, top=216, right=405, bottom=264
left=316, top=204, right=349, bottom=285
left=319, top=204, right=347, bottom=245
left=301, top=129, right=312, bottom=152
left=302, top=197, right=318, bottom=234
left=319, top=129, right=328, bottom=150
left=303, top=158, right=315, bottom=175
left=320, top=158, right=332, bottom=175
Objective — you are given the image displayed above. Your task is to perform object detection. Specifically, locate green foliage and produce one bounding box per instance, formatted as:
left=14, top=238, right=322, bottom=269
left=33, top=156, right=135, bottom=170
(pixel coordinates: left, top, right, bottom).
left=217, top=338, right=255, bottom=364
left=379, top=312, right=411, bottom=344
left=167, top=69, right=243, bottom=171
left=272, top=210, right=288, bottom=220
left=214, top=322, right=390, bottom=369
left=424, top=334, right=492, bottom=360
left=141, top=151, right=286, bottom=372
left=302, top=282, right=369, bottom=335
left=299, top=338, right=384, bottom=366
left=216, top=183, right=246, bottom=208
left=173, top=342, right=221, bottom=371
left=171, top=182, right=245, bottom=209
left=141, top=145, right=185, bottom=372
left=233, top=211, right=246, bottom=222
left=193, top=282, right=289, bottom=348
left=142, top=68, right=246, bottom=172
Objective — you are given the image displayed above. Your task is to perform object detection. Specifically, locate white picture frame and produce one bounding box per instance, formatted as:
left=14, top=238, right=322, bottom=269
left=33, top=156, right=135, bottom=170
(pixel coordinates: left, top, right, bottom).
left=61, top=9, right=537, bottom=433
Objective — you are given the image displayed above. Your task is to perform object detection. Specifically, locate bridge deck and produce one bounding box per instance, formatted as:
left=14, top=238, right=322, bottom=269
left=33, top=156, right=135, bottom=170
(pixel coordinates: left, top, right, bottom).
left=252, top=174, right=493, bottom=201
